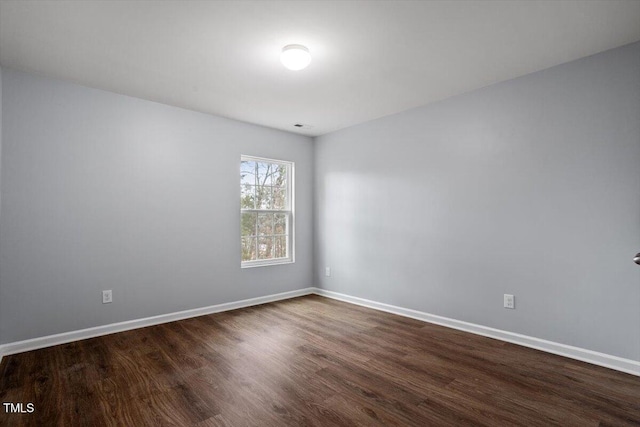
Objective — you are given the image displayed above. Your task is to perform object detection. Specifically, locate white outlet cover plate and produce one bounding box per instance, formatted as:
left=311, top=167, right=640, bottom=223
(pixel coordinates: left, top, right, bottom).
left=102, top=290, right=113, bottom=304
left=504, top=294, right=515, bottom=309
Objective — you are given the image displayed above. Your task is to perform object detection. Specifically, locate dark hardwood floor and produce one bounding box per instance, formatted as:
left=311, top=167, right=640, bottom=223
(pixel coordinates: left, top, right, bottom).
left=0, top=295, right=638, bottom=426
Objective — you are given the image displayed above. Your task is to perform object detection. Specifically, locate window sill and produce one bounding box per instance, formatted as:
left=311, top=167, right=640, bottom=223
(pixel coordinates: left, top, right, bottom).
left=241, top=259, right=294, bottom=269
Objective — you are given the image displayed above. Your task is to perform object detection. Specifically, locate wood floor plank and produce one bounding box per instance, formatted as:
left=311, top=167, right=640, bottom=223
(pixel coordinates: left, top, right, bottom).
left=0, top=295, right=638, bottom=426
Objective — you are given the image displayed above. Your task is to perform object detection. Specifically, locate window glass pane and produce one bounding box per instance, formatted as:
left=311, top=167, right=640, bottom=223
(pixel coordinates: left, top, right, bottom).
left=274, top=236, right=287, bottom=259
left=274, top=213, right=287, bottom=235
left=241, top=212, right=257, bottom=237
left=241, top=161, right=256, bottom=186
left=241, top=184, right=255, bottom=209
left=273, top=164, right=287, bottom=187
left=257, top=213, right=273, bottom=236
left=256, top=186, right=272, bottom=210
left=256, top=162, right=273, bottom=186
left=258, top=237, right=273, bottom=259
left=272, top=187, right=286, bottom=210
left=242, top=237, right=256, bottom=262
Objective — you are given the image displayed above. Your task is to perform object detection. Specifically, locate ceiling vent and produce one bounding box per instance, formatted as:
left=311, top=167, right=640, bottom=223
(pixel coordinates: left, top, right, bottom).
left=294, top=123, right=314, bottom=129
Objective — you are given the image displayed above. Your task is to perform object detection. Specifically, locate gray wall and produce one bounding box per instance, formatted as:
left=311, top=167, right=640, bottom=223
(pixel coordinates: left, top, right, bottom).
left=0, top=66, right=2, bottom=289
left=314, top=42, right=640, bottom=361
left=0, top=68, right=313, bottom=344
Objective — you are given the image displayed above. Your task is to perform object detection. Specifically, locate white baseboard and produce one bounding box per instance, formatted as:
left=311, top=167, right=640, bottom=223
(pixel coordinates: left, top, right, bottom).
left=314, top=288, right=640, bottom=377
left=0, top=287, right=315, bottom=364
left=2, top=286, right=638, bottom=377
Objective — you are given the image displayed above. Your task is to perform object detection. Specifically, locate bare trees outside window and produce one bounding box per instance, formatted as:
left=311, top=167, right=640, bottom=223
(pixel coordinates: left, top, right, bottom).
left=240, top=156, right=293, bottom=266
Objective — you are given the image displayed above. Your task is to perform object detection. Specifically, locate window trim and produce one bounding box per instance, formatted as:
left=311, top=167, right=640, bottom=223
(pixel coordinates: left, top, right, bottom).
left=240, top=155, right=295, bottom=268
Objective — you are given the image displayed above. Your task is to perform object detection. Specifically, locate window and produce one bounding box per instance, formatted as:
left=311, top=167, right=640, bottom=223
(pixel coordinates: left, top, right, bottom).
left=240, top=156, right=294, bottom=267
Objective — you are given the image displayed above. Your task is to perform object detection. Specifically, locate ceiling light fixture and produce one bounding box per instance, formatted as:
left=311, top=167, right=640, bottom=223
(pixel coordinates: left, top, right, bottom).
left=280, top=44, right=311, bottom=71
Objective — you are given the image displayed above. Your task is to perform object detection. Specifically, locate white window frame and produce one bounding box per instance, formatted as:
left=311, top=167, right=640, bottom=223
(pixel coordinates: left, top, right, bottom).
left=240, top=155, right=295, bottom=268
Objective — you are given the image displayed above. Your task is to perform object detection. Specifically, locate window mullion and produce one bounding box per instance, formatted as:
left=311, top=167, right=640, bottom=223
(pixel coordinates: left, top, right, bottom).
left=241, top=209, right=289, bottom=214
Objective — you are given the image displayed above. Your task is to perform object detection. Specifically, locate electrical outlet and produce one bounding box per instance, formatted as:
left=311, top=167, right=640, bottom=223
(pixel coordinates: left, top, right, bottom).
left=504, top=294, right=515, bottom=309
left=102, top=290, right=113, bottom=304
left=325, top=267, right=331, bottom=277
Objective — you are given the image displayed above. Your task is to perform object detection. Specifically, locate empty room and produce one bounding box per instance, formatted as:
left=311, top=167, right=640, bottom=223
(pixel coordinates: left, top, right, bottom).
left=0, top=0, right=639, bottom=425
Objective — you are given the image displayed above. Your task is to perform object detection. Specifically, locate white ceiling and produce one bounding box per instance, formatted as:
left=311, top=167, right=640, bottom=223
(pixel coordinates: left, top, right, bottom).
left=1, top=1, right=639, bottom=137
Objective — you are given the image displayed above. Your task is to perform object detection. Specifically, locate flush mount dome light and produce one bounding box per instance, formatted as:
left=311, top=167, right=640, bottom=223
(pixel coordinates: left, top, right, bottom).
left=280, top=44, right=311, bottom=70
